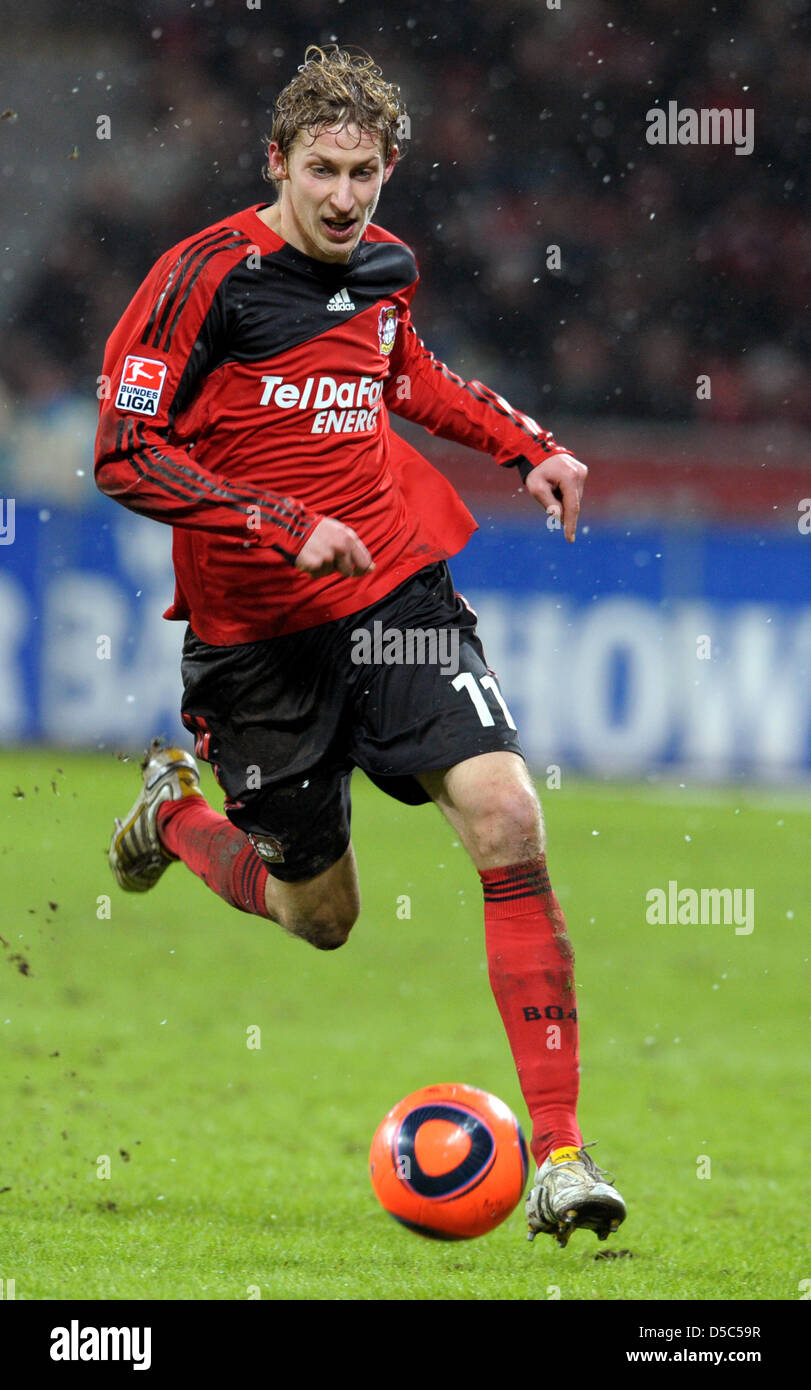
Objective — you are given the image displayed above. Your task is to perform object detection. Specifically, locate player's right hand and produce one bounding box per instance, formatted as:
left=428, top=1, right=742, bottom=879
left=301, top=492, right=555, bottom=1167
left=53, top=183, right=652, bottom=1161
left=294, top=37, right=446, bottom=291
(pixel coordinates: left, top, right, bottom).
left=295, top=517, right=375, bottom=579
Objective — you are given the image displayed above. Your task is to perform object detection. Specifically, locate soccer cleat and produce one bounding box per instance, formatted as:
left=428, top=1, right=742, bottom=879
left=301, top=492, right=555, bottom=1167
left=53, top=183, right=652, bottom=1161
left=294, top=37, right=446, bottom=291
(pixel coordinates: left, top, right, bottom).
left=526, top=1143, right=626, bottom=1248
left=109, top=740, right=202, bottom=892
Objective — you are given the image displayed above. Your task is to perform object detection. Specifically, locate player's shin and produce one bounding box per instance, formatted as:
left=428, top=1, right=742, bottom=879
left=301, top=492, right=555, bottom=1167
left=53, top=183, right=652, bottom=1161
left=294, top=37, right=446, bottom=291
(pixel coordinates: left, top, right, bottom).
left=479, top=856, right=582, bottom=1166
left=157, top=799, right=271, bottom=917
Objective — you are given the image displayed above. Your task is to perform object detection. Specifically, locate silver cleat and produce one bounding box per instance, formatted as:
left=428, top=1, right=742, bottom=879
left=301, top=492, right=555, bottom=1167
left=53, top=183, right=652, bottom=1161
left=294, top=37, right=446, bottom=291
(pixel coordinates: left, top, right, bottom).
left=109, top=740, right=202, bottom=892
left=526, top=1143, right=626, bottom=1248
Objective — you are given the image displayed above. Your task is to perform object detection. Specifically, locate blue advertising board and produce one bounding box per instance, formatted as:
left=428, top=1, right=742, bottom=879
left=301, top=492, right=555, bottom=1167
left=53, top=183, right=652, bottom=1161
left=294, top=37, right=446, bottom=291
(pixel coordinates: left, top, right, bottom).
left=1, top=502, right=808, bottom=781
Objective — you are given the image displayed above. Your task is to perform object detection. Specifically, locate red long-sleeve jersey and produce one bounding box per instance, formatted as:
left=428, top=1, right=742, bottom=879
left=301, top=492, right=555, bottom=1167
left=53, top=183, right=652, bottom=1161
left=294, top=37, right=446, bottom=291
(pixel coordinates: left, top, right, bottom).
left=95, top=204, right=570, bottom=644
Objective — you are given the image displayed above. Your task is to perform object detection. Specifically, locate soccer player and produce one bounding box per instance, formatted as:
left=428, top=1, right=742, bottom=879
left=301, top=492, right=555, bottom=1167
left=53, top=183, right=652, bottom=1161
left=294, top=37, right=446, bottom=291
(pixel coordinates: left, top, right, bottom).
left=95, top=44, right=626, bottom=1247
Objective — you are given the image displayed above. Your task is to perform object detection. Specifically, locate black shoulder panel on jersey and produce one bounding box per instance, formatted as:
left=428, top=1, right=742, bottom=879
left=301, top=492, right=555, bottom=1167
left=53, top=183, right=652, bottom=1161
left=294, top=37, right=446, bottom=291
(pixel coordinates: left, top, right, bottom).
left=144, top=228, right=251, bottom=353
left=349, top=238, right=417, bottom=299
left=168, top=277, right=231, bottom=424
left=215, top=238, right=417, bottom=365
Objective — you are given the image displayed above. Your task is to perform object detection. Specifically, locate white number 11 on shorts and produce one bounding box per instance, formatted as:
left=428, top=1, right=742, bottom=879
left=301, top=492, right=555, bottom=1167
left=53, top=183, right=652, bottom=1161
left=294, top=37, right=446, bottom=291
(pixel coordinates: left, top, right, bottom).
left=451, top=672, right=517, bottom=729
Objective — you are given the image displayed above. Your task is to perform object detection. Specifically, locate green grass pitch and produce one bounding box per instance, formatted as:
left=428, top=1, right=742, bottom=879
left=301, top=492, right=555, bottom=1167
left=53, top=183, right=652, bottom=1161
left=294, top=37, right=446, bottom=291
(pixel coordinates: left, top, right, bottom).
left=1, top=749, right=808, bottom=1301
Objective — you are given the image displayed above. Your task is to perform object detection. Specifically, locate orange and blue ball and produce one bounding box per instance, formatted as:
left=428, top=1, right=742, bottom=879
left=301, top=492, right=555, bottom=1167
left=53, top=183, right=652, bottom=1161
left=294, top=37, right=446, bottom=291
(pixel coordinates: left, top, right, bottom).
left=369, top=1083, right=529, bottom=1239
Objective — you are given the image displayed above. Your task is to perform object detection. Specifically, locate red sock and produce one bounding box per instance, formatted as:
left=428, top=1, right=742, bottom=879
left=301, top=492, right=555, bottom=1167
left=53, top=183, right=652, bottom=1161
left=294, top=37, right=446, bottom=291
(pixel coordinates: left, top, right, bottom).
left=480, top=856, right=582, bottom=1167
left=157, top=798, right=270, bottom=917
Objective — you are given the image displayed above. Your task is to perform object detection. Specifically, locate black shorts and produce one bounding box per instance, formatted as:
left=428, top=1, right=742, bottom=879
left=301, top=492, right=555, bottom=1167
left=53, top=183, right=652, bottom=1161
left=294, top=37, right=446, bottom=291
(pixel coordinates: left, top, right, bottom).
left=180, top=561, right=523, bottom=881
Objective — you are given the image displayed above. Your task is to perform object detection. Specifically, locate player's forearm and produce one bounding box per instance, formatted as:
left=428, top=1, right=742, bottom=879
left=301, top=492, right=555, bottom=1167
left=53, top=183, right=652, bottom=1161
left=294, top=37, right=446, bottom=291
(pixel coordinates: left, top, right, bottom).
left=94, top=420, right=321, bottom=562
left=385, top=343, right=569, bottom=471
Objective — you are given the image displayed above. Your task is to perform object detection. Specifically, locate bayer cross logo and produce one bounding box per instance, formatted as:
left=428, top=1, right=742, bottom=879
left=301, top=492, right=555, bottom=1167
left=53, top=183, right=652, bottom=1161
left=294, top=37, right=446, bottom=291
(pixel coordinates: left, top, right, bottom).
left=247, top=833, right=285, bottom=863
left=378, top=304, right=397, bottom=355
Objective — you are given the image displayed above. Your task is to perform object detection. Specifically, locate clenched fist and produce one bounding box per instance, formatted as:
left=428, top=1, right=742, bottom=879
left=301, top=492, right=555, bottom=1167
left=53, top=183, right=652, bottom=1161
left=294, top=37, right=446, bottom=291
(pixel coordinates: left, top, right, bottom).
left=295, top=517, right=374, bottom=578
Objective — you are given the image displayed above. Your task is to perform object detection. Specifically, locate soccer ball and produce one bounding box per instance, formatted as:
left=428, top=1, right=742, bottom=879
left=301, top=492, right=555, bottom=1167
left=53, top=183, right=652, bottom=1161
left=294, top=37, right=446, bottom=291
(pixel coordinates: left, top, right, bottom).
left=369, top=1082, right=529, bottom=1239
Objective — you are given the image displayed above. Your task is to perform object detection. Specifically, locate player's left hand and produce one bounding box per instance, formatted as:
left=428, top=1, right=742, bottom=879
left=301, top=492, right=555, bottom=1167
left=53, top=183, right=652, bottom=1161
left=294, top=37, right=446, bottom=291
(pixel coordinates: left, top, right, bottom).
left=524, top=453, right=588, bottom=542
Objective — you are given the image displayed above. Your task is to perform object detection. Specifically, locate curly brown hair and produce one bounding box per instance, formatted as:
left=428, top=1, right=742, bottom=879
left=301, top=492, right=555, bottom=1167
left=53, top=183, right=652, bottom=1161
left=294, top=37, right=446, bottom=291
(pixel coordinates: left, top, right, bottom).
left=263, top=44, right=408, bottom=186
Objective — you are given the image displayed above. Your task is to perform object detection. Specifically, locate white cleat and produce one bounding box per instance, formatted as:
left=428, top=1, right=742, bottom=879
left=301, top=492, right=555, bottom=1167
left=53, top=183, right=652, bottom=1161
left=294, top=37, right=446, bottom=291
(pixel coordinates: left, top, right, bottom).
left=526, top=1143, right=626, bottom=1248
left=109, top=740, right=202, bottom=892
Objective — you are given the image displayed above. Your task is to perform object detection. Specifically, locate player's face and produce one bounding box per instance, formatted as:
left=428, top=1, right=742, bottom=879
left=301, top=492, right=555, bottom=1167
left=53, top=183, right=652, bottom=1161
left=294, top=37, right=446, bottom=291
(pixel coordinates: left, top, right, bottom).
left=270, top=125, right=396, bottom=263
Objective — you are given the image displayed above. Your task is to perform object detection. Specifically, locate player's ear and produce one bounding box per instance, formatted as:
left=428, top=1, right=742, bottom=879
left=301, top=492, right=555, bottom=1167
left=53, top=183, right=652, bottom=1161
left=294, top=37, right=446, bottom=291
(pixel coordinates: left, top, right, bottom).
left=267, top=141, right=288, bottom=181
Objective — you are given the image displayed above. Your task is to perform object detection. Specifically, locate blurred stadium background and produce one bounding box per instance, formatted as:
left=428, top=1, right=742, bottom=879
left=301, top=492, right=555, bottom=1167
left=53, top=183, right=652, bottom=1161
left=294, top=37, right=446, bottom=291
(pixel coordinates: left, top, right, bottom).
left=0, top=0, right=808, bottom=782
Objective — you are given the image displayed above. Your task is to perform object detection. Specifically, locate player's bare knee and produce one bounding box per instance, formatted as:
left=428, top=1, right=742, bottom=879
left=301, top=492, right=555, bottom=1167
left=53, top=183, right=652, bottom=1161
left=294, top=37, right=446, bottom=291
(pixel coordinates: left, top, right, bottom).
left=287, top=905, right=357, bottom=951
left=298, top=922, right=350, bottom=951
left=466, top=782, right=543, bottom=864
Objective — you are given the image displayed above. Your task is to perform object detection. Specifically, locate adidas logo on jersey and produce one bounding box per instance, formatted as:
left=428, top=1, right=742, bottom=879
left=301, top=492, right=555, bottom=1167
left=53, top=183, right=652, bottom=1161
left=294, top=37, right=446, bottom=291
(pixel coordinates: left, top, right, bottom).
left=326, top=287, right=356, bottom=312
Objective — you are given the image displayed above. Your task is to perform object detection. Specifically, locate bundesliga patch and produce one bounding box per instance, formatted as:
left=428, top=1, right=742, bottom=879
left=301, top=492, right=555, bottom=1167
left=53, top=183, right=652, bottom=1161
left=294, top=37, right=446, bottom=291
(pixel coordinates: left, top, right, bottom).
left=378, top=304, right=398, bottom=355
left=115, top=354, right=168, bottom=416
